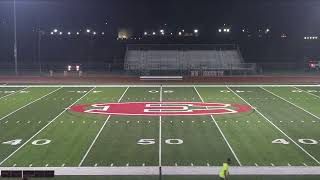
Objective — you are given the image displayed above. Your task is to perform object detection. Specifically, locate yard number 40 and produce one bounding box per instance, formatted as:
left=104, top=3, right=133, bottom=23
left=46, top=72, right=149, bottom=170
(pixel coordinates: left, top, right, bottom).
left=272, top=139, right=319, bottom=145
left=2, top=139, right=51, bottom=146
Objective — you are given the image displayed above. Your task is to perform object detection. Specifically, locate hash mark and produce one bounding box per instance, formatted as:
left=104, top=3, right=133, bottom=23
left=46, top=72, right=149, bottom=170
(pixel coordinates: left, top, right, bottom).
left=175, top=162, right=178, bottom=166
left=254, top=163, right=258, bottom=166
left=191, top=163, right=194, bottom=166
left=94, top=163, right=98, bottom=167
left=13, top=164, right=16, bottom=167
left=61, top=164, right=65, bottom=167
left=45, top=164, right=49, bottom=167
left=126, top=163, right=129, bottom=166
left=142, top=163, right=145, bottom=166
left=110, top=163, right=114, bottom=167
left=271, top=163, right=275, bottom=166
left=29, top=164, right=33, bottom=167
left=207, top=163, right=210, bottom=166
left=303, top=163, right=308, bottom=166
left=288, top=163, right=291, bottom=166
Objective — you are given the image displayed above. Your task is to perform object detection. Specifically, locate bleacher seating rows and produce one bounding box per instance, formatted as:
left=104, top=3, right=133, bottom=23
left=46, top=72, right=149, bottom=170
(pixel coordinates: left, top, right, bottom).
left=125, top=49, right=244, bottom=70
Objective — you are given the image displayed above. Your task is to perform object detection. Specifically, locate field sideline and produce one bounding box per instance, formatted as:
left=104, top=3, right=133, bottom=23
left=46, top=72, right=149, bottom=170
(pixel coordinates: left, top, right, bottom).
left=0, top=84, right=320, bottom=176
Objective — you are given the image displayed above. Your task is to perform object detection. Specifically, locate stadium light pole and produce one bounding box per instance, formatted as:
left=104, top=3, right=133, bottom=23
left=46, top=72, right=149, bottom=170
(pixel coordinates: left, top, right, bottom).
left=13, top=0, right=18, bottom=75
left=38, top=30, right=45, bottom=75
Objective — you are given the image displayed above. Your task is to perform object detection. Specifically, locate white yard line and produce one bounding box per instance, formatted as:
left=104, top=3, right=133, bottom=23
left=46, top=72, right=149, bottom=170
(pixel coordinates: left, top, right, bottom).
left=0, top=87, right=29, bottom=100
left=226, top=86, right=320, bottom=165
left=261, top=87, right=320, bottom=120
left=293, top=87, right=320, bottom=99
left=78, top=86, right=129, bottom=167
left=0, top=87, right=96, bottom=166
left=193, top=86, right=242, bottom=166
left=0, top=87, right=63, bottom=122
left=2, top=166, right=320, bottom=175
left=159, top=86, right=162, bottom=167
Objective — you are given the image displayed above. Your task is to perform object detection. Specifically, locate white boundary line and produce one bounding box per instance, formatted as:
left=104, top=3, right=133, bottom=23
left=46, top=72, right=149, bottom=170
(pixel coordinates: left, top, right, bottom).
left=226, top=86, right=320, bottom=165
left=78, top=86, right=129, bottom=166
left=0, top=87, right=63, bottom=122
left=0, top=84, right=319, bottom=88
left=260, top=87, right=320, bottom=120
left=2, top=166, right=320, bottom=175
left=0, top=87, right=96, bottom=166
left=0, top=87, right=29, bottom=100
left=193, top=86, right=242, bottom=166
left=294, top=86, right=320, bottom=99
left=159, top=86, right=162, bottom=167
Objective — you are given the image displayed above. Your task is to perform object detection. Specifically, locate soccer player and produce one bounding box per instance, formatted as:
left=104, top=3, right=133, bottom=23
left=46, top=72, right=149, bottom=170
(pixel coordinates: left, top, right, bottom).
left=219, top=158, right=231, bottom=180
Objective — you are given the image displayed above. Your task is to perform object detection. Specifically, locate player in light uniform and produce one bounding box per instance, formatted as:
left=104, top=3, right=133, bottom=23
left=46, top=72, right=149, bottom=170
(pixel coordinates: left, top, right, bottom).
left=219, top=158, right=231, bottom=180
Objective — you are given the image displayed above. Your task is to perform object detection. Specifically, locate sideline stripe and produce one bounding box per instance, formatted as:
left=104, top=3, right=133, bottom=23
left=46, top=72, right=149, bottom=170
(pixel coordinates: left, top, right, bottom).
left=159, top=86, right=162, bottom=167
left=194, top=86, right=242, bottom=166
left=2, top=166, right=319, bottom=175
left=0, top=87, right=29, bottom=100
left=261, top=87, right=320, bottom=120
left=0, top=87, right=63, bottom=122
left=294, top=87, right=320, bottom=99
left=78, top=87, right=129, bottom=166
left=0, top=84, right=319, bottom=88
left=226, top=86, right=320, bottom=165
left=0, top=87, right=96, bottom=166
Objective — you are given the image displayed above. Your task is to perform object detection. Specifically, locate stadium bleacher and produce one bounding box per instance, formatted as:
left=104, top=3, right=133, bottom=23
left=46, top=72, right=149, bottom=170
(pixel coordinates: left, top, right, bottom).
left=124, top=44, right=256, bottom=76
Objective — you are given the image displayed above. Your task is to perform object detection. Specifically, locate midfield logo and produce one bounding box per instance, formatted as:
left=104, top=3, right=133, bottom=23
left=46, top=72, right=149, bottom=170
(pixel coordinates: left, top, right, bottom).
left=70, top=102, right=252, bottom=116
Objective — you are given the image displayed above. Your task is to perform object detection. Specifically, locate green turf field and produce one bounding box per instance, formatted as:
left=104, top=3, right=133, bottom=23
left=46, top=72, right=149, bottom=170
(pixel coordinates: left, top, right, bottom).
left=0, top=85, right=319, bottom=177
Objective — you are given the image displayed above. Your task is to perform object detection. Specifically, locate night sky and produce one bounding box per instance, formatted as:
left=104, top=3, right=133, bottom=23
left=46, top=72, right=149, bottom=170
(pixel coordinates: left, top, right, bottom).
left=1, top=0, right=320, bottom=33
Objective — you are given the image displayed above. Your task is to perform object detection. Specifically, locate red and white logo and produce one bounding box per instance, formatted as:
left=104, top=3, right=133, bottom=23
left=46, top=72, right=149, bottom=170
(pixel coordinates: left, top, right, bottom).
left=70, top=102, right=252, bottom=116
